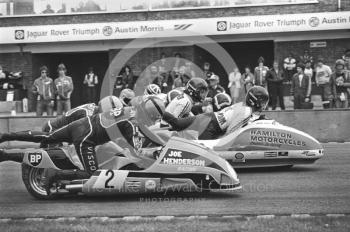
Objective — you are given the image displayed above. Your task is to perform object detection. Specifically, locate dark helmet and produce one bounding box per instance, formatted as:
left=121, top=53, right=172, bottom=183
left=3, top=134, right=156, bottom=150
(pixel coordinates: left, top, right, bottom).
left=245, top=86, right=269, bottom=112
left=184, top=77, right=208, bottom=102
left=213, top=92, right=232, bottom=112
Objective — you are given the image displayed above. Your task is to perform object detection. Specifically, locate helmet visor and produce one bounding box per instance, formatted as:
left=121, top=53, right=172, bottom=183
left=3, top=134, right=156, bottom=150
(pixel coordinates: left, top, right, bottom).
left=123, top=97, right=131, bottom=106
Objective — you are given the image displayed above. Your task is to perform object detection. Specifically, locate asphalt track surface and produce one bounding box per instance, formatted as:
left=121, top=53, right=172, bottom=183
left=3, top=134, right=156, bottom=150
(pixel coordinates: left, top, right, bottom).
left=0, top=143, right=349, bottom=219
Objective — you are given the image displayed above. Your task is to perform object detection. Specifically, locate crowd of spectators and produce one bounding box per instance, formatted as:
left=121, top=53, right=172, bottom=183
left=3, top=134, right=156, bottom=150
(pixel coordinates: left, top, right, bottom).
left=3, top=49, right=348, bottom=116
left=114, top=49, right=350, bottom=111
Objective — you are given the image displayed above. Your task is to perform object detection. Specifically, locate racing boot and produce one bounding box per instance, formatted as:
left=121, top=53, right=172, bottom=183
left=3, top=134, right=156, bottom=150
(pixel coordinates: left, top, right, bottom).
left=43, top=169, right=91, bottom=195
left=0, top=149, right=24, bottom=163
left=0, top=131, right=48, bottom=143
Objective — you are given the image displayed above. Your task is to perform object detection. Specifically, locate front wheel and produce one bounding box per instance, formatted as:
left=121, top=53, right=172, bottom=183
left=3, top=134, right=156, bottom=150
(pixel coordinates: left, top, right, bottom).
left=21, top=163, right=56, bottom=200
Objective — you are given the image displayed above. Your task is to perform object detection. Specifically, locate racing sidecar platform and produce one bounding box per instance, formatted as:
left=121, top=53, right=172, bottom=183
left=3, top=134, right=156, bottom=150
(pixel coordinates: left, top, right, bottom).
left=196, top=119, right=324, bottom=168
left=16, top=136, right=241, bottom=199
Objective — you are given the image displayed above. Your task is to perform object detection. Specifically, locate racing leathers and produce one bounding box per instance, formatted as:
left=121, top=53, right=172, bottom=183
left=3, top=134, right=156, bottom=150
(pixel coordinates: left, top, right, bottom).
left=0, top=107, right=142, bottom=175
left=160, top=92, right=194, bottom=128
left=165, top=92, right=194, bottom=118
left=42, top=103, right=98, bottom=132
left=163, top=102, right=252, bottom=140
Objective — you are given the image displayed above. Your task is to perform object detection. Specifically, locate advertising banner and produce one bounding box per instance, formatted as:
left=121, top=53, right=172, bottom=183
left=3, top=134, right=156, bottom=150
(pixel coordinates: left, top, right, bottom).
left=0, top=11, right=349, bottom=44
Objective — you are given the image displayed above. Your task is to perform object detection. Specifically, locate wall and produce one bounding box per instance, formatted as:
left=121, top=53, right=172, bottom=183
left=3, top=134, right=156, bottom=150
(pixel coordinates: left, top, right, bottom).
left=264, top=110, right=350, bottom=142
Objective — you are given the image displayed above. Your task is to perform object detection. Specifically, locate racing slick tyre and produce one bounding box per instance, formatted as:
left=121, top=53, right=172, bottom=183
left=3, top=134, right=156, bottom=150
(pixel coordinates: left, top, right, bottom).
left=21, top=163, right=57, bottom=200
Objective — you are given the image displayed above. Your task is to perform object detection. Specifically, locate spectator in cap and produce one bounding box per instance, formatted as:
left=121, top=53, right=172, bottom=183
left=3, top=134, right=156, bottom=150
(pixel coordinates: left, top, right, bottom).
left=266, top=61, right=285, bottom=110
left=254, top=56, right=269, bottom=88
left=203, top=74, right=225, bottom=113
left=83, top=67, right=99, bottom=104
left=315, top=58, right=333, bottom=108
left=290, top=63, right=311, bottom=109
left=228, top=67, right=242, bottom=104
left=330, top=59, right=350, bottom=108
left=283, top=53, right=297, bottom=81
left=54, top=63, right=74, bottom=115
left=32, top=66, right=54, bottom=116
left=207, top=74, right=225, bottom=99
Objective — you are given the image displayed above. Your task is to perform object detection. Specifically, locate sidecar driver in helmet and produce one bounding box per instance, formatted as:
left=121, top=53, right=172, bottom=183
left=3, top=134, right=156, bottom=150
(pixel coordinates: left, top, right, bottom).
left=163, top=86, right=269, bottom=140
left=165, top=77, right=208, bottom=118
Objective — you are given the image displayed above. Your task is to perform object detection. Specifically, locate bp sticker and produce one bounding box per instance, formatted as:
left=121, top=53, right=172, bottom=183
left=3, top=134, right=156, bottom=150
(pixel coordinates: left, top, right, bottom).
left=28, top=152, right=42, bottom=166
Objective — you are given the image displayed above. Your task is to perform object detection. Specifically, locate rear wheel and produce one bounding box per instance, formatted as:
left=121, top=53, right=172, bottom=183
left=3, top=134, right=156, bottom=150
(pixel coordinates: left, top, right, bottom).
left=21, top=163, right=56, bottom=200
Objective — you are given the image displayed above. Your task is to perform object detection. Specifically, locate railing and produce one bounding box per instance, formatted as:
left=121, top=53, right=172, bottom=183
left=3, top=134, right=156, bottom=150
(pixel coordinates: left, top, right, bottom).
left=0, top=0, right=318, bottom=17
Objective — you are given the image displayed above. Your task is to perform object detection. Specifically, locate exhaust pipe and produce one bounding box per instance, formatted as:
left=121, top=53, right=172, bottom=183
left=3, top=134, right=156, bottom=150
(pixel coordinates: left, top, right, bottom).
left=65, top=184, right=83, bottom=192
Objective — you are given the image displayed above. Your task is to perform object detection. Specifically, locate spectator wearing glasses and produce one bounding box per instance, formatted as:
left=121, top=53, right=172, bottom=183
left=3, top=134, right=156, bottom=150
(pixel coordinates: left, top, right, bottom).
left=32, top=66, right=54, bottom=116
left=54, top=64, right=74, bottom=115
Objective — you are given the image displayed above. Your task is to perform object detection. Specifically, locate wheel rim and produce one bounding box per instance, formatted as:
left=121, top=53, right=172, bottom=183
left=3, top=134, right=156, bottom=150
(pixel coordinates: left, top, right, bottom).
left=29, top=168, right=48, bottom=196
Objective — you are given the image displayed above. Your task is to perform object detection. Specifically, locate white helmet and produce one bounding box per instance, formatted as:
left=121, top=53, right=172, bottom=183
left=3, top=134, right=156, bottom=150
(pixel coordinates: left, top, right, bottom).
left=98, top=96, right=123, bottom=113
left=119, top=88, right=135, bottom=106
left=144, top=84, right=161, bottom=95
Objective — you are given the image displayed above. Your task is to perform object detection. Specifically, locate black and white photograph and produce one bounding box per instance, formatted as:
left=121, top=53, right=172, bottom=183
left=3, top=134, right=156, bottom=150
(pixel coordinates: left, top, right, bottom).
left=0, top=0, right=349, bottom=231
